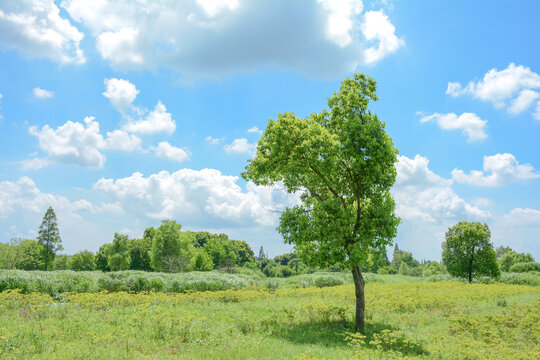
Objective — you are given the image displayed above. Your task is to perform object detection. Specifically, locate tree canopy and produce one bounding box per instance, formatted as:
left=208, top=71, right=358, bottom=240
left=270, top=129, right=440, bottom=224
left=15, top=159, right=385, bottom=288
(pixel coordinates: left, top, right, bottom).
left=442, top=221, right=500, bottom=283
left=243, top=73, right=400, bottom=331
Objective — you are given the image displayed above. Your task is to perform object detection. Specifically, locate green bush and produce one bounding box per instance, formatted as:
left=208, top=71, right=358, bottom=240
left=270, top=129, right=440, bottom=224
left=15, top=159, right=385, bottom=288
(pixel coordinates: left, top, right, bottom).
left=509, top=262, right=540, bottom=273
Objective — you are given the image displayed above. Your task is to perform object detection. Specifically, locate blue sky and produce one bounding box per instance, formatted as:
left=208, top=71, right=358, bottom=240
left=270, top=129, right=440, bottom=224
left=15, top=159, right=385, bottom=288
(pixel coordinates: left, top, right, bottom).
left=0, top=0, right=539, bottom=260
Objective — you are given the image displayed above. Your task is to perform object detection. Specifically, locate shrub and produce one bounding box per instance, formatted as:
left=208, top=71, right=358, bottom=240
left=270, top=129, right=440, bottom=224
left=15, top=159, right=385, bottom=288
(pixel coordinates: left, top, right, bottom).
left=314, top=276, right=344, bottom=288
left=509, top=262, right=540, bottom=273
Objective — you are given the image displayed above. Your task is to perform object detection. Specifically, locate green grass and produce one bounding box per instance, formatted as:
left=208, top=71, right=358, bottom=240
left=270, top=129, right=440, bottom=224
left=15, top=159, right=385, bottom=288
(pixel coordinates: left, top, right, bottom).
left=0, top=276, right=538, bottom=359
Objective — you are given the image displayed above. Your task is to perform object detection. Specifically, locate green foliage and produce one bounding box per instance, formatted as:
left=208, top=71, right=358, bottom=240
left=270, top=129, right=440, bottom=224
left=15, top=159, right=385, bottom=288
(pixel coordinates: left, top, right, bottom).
left=68, top=250, right=96, bottom=271
left=151, top=220, right=194, bottom=272
left=15, top=240, right=43, bottom=270
left=128, top=238, right=152, bottom=271
left=510, top=262, right=540, bottom=273
left=95, top=244, right=111, bottom=271
left=391, top=248, right=419, bottom=270
left=495, top=245, right=513, bottom=259
left=230, top=240, right=256, bottom=266
left=192, top=249, right=214, bottom=271
left=204, top=236, right=236, bottom=268
left=36, top=207, right=63, bottom=270
left=422, top=261, right=447, bottom=277
left=442, top=222, right=500, bottom=283
left=243, top=73, right=400, bottom=271
left=0, top=238, right=23, bottom=269
left=54, top=255, right=69, bottom=270
left=499, top=250, right=535, bottom=272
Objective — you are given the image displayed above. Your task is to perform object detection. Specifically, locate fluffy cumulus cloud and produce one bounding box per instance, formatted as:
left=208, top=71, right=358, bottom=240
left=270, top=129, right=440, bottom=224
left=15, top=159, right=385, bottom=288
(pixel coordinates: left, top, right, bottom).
left=61, top=0, right=403, bottom=79
left=447, top=63, right=540, bottom=119
left=122, top=101, right=176, bottom=135
left=224, top=138, right=256, bottom=156
left=102, top=78, right=139, bottom=109
left=490, top=208, right=540, bottom=258
left=419, top=112, right=487, bottom=142
left=33, top=87, right=54, bottom=99
left=0, top=0, right=85, bottom=64
left=26, top=116, right=141, bottom=169
left=361, top=10, right=405, bottom=64
left=393, top=155, right=489, bottom=224
left=247, top=126, right=263, bottom=135
left=101, top=78, right=176, bottom=135
left=392, top=154, right=491, bottom=260
left=152, top=141, right=190, bottom=162
left=93, top=169, right=299, bottom=227
left=452, top=153, right=540, bottom=187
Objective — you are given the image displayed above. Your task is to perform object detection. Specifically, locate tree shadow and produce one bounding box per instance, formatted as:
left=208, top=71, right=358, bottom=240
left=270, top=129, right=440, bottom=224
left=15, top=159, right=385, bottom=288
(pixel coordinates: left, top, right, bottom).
left=268, top=320, right=392, bottom=348
left=268, top=320, right=428, bottom=356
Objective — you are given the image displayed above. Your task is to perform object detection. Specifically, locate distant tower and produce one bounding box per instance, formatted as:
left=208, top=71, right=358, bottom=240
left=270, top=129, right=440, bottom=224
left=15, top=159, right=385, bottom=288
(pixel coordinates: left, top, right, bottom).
left=258, top=246, right=266, bottom=260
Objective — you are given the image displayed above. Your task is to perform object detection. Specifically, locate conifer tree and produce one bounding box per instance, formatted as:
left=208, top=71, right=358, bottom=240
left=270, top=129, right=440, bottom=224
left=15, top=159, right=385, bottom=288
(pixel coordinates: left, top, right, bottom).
left=37, top=207, right=63, bottom=270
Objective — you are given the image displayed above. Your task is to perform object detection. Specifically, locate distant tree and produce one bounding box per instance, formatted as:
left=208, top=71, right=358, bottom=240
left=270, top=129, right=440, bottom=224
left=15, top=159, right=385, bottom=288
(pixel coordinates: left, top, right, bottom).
left=68, top=250, right=96, bottom=271
left=391, top=248, right=419, bottom=270
left=258, top=246, right=266, bottom=261
left=194, top=231, right=213, bottom=248
left=108, top=233, right=131, bottom=271
left=495, top=246, right=513, bottom=259
left=37, top=207, right=63, bottom=270
left=442, top=222, right=500, bottom=283
left=16, top=240, right=43, bottom=270
left=274, top=252, right=297, bottom=266
left=95, top=244, right=112, bottom=271
left=422, top=261, right=447, bottom=277
left=0, top=238, right=23, bottom=269
left=129, top=238, right=152, bottom=271
left=204, top=236, right=236, bottom=268
left=54, top=255, right=69, bottom=270
left=499, top=251, right=535, bottom=272
left=230, top=240, right=256, bottom=266
left=192, top=249, right=214, bottom=271
left=151, top=220, right=194, bottom=272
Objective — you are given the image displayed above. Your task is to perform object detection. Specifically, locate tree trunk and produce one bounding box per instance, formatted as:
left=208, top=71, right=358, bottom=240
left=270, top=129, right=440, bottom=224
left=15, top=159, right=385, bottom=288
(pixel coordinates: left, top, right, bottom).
left=352, top=265, right=365, bottom=332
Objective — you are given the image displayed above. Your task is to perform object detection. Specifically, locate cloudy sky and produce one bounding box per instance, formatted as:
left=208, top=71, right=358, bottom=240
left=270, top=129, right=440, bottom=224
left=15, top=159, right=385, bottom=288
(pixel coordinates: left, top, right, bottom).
left=0, top=0, right=539, bottom=260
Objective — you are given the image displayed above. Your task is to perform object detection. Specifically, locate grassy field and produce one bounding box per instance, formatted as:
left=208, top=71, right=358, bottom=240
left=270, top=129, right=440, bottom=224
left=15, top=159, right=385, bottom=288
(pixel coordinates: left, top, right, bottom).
left=1, top=274, right=539, bottom=359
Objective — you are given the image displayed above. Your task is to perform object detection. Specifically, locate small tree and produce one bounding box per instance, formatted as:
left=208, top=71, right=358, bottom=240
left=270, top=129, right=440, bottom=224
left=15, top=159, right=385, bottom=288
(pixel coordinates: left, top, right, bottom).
left=499, top=250, right=535, bottom=272
left=442, top=222, right=500, bottom=283
left=243, top=73, right=400, bottom=331
left=37, top=207, right=63, bottom=270
left=68, top=250, right=96, bottom=271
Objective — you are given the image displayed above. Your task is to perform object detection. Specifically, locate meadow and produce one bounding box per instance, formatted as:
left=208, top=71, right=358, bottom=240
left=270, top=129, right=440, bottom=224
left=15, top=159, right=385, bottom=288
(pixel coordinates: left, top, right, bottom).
left=1, top=271, right=539, bottom=359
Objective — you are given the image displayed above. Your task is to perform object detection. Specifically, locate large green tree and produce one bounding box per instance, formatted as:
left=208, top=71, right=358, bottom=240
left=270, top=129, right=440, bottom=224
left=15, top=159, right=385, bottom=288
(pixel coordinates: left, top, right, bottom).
left=243, top=73, right=400, bottom=331
left=37, top=207, right=63, bottom=270
left=442, top=221, right=500, bottom=283
left=151, top=220, right=194, bottom=272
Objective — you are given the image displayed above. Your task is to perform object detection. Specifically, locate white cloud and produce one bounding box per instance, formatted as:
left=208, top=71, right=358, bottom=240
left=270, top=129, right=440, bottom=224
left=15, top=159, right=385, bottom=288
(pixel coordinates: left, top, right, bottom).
left=97, top=27, right=144, bottom=68
left=224, top=138, right=256, bottom=156
left=490, top=208, right=540, bottom=257
left=534, top=101, right=540, bottom=121
left=392, top=154, right=492, bottom=260
left=452, top=153, right=540, bottom=187
left=197, top=0, right=240, bottom=18
left=18, top=157, right=52, bottom=170
left=29, top=116, right=106, bottom=168
left=247, top=126, right=263, bottom=135
left=27, top=116, right=141, bottom=169
left=33, top=87, right=54, bottom=99
left=317, top=0, right=363, bottom=47
left=0, top=0, right=85, bottom=64
left=102, top=78, right=139, bottom=109
left=103, top=130, right=141, bottom=151
left=94, top=169, right=299, bottom=227
left=447, top=63, right=540, bottom=117
left=122, top=101, right=176, bottom=134
left=205, top=136, right=220, bottom=144
left=361, top=10, right=404, bottom=64
left=419, top=112, right=488, bottom=142
left=62, top=0, right=403, bottom=79
left=508, top=89, right=540, bottom=115
left=393, top=154, right=489, bottom=223
left=152, top=141, right=190, bottom=162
